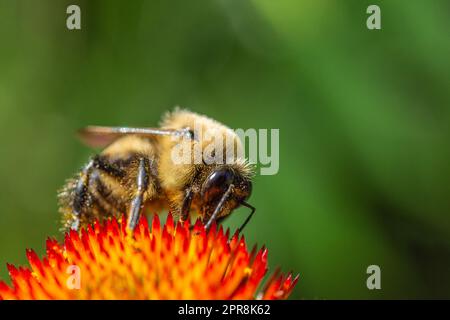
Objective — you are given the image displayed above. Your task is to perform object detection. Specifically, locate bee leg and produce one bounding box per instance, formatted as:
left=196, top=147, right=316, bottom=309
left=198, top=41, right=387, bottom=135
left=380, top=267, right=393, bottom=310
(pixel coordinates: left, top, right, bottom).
left=71, top=159, right=95, bottom=231
left=237, top=202, right=256, bottom=234
left=204, top=184, right=233, bottom=232
left=127, top=157, right=150, bottom=231
left=70, top=156, right=125, bottom=231
left=180, top=189, right=193, bottom=222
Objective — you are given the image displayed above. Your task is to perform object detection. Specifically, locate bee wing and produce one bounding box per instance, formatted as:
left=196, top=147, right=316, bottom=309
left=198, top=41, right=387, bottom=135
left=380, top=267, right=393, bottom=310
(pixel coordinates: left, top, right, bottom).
left=78, top=126, right=190, bottom=148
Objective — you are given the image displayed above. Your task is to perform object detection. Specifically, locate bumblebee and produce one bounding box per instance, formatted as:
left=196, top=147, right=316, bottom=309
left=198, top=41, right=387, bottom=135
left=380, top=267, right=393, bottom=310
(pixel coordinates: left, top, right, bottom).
left=58, top=109, right=255, bottom=232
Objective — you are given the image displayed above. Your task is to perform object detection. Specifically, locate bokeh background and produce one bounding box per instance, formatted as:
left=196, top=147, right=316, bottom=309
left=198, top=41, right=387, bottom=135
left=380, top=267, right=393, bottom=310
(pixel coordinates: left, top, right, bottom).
left=0, top=0, right=449, bottom=299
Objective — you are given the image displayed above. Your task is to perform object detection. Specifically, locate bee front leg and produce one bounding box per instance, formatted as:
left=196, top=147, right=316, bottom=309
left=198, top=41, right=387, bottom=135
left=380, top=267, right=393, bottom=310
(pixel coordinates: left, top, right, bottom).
left=127, top=157, right=150, bottom=231
left=204, top=184, right=234, bottom=232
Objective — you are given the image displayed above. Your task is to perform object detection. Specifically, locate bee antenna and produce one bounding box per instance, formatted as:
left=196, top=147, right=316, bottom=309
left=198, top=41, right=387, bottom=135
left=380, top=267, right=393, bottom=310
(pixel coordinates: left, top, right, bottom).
left=238, top=202, right=256, bottom=234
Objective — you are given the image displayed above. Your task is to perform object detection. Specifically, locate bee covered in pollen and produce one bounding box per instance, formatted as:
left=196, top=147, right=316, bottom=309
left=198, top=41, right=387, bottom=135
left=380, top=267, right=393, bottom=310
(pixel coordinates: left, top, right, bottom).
left=58, top=109, right=255, bottom=233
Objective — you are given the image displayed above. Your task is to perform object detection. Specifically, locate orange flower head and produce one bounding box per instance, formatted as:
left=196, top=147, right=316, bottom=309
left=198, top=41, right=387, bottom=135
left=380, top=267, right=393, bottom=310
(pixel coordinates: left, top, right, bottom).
left=0, top=214, right=298, bottom=300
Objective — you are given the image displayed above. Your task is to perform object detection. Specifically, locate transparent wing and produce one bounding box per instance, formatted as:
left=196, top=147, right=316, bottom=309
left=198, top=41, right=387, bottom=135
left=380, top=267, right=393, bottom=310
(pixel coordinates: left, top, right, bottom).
left=78, top=126, right=191, bottom=148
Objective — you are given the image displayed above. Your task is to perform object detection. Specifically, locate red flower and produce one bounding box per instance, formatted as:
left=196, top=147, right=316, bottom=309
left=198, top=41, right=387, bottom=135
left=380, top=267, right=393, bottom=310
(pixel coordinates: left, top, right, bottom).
left=0, top=214, right=298, bottom=300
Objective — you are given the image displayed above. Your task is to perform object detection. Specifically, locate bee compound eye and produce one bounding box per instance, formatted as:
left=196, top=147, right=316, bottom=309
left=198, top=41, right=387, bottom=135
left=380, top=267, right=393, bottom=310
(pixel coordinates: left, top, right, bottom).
left=202, top=169, right=234, bottom=200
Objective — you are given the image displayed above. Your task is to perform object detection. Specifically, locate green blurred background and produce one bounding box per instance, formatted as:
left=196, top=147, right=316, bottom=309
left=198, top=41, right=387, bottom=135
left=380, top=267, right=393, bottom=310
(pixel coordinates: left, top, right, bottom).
left=0, top=0, right=449, bottom=299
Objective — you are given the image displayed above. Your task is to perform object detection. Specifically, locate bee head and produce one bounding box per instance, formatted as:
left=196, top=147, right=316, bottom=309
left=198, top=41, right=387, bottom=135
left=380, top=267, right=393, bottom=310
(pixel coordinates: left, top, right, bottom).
left=200, top=167, right=252, bottom=221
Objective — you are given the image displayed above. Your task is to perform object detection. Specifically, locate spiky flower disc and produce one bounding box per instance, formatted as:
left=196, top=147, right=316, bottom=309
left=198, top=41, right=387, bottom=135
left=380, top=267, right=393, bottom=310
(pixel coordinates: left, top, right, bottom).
left=0, top=215, right=298, bottom=300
